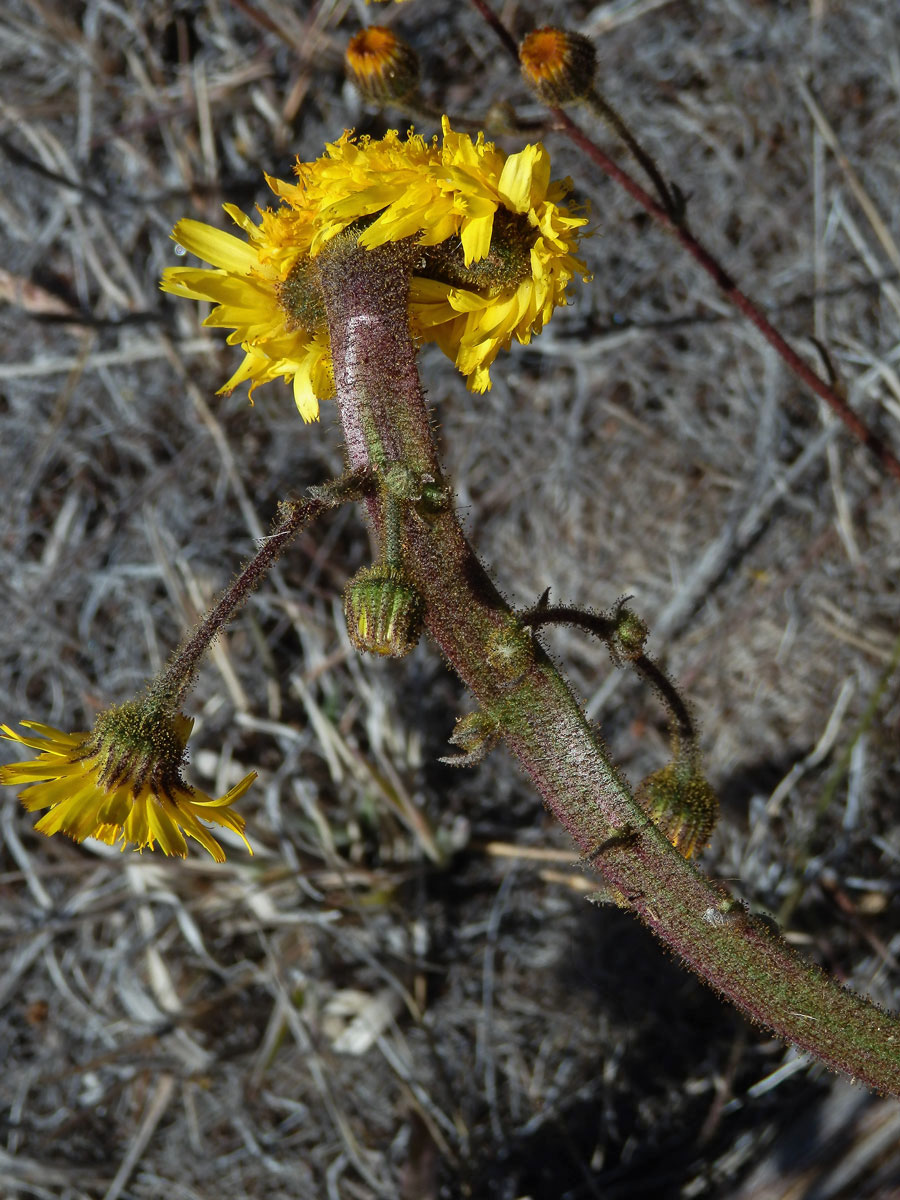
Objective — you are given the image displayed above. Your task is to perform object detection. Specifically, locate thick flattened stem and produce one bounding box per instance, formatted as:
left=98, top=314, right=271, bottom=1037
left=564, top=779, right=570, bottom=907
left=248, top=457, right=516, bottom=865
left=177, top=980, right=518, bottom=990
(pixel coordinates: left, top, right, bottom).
left=317, top=234, right=438, bottom=477
left=317, top=236, right=900, bottom=1097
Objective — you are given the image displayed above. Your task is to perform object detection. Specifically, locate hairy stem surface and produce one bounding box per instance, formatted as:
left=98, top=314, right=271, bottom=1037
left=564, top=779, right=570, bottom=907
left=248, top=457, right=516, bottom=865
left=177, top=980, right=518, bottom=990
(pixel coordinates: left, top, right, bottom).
left=155, top=496, right=326, bottom=706
left=318, top=237, right=900, bottom=1097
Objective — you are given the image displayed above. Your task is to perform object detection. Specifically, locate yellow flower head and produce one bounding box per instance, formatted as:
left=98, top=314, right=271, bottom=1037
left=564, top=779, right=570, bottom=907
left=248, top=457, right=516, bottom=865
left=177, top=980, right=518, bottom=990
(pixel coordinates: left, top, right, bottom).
left=1, top=706, right=255, bottom=862
left=161, top=118, right=589, bottom=420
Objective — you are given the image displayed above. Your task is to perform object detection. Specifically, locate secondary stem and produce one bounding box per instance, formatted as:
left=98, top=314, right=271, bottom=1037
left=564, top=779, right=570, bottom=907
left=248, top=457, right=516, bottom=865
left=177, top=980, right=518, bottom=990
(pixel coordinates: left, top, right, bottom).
left=154, top=495, right=325, bottom=706
left=551, top=107, right=900, bottom=481
left=467, top=0, right=900, bottom=484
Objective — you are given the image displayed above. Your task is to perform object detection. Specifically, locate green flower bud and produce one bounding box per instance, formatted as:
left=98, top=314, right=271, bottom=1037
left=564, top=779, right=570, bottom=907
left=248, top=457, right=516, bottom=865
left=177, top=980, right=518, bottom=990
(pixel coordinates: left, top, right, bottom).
left=439, top=710, right=500, bottom=766
left=344, top=564, right=423, bottom=657
left=635, top=759, right=719, bottom=859
left=612, top=603, right=649, bottom=662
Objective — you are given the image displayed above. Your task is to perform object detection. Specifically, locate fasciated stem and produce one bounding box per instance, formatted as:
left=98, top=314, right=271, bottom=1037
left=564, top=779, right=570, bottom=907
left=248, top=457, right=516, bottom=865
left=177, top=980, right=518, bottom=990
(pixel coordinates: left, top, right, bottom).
left=318, top=236, right=900, bottom=1098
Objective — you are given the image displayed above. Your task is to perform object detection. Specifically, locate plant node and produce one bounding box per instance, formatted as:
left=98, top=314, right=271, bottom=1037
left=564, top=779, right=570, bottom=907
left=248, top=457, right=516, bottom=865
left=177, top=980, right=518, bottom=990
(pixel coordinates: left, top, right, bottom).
left=486, top=617, right=534, bottom=682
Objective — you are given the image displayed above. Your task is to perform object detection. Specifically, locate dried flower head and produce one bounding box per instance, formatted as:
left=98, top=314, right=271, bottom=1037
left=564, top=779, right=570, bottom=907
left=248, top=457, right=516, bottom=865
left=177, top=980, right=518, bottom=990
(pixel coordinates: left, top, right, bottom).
left=346, top=26, right=420, bottom=103
left=1, top=706, right=255, bottom=861
left=519, top=27, right=597, bottom=105
left=161, top=118, right=589, bottom=418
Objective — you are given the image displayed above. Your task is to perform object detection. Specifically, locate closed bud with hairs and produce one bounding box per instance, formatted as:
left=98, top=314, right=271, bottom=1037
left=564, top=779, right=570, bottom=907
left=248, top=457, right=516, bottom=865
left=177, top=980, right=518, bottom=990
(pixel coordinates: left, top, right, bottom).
left=344, top=564, right=424, bottom=657
left=439, top=710, right=500, bottom=767
left=635, top=759, right=719, bottom=859
left=611, top=601, right=649, bottom=662
left=519, top=27, right=597, bottom=106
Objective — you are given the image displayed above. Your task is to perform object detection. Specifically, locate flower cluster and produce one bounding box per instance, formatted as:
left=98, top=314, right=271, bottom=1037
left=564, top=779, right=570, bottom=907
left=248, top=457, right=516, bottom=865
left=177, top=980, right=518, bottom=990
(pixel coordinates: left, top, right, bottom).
left=161, top=118, right=589, bottom=420
left=1, top=709, right=255, bottom=861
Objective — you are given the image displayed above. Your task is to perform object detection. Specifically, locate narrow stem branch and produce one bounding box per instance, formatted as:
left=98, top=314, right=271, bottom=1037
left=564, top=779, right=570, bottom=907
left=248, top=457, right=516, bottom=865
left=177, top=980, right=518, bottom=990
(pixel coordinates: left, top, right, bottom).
left=522, top=605, right=699, bottom=757
left=467, top=0, right=519, bottom=60
left=153, top=495, right=326, bottom=706
left=550, top=107, right=900, bottom=479
left=632, top=653, right=697, bottom=761
left=585, top=86, right=677, bottom=216
left=467, top=0, right=900, bottom=485
left=319, top=237, right=900, bottom=1098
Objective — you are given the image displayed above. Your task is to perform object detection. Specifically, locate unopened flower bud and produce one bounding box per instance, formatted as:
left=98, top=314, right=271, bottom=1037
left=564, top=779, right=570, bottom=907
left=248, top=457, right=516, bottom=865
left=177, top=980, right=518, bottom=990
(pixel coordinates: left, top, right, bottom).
left=635, top=760, right=719, bottom=859
left=519, top=27, right=596, bottom=106
left=344, top=564, right=423, bottom=657
left=346, top=26, right=420, bottom=105
left=612, top=605, right=649, bottom=662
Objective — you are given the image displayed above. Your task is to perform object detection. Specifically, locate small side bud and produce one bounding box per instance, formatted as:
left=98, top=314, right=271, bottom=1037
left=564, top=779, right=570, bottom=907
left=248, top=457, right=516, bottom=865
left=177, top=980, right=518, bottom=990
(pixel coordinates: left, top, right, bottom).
left=382, top=462, right=421, bottom=501
left=377, top=464, right=450, bottom=514
left=586, top=887, right=630, bottom=909
left=345, top=26, right=420, bottom=106
left=486, top=619, right=534, bottom=682
left=344, top=564, right=423, bottom=657
left=611, top=600, right=649, bottom=663
left=703, top=898, right=747, bottom=928
left=439, top=710, right=500, bottom=767
left=419, top=478, right=451, bottom=514
left=519, top=27, right=596, bottom=106
left=635, top=760, right=719, bottom=859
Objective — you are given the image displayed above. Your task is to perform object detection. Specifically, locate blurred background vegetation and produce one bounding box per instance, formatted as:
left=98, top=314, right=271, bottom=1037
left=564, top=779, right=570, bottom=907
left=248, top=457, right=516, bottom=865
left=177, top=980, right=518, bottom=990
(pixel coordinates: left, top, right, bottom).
left=1, top=0, right=899, bottom=1196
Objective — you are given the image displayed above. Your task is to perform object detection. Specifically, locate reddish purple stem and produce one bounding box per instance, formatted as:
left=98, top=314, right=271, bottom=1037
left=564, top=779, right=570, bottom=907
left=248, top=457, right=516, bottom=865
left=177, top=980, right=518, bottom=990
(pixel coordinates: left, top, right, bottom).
left=469, top=0, right=900, bottom=484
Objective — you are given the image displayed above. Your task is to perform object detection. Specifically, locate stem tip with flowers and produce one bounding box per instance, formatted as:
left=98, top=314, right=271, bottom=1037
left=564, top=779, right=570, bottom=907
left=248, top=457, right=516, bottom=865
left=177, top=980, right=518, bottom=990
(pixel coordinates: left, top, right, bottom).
left=2, top=105, right=899, bottom=1098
